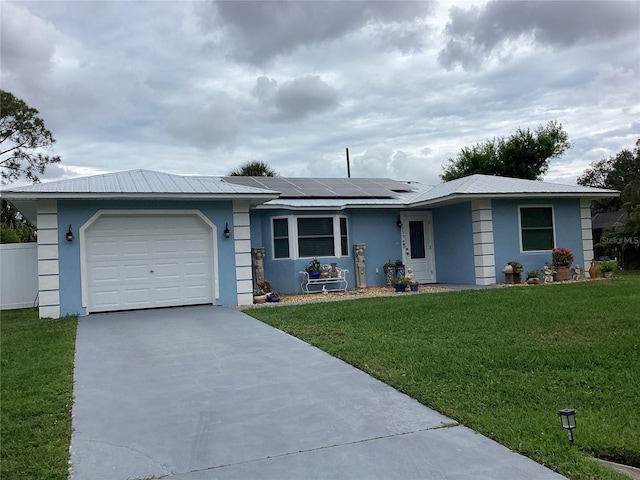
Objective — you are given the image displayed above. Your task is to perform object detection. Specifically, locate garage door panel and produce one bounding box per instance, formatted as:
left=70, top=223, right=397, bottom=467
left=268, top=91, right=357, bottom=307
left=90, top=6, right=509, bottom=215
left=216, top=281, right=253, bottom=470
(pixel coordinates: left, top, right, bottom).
left=85, top=213, right=214, bottom=312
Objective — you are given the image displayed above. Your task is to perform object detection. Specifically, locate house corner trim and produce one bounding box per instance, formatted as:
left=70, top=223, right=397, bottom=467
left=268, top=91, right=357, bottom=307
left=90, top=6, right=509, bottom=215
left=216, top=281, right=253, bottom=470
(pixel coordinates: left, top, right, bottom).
left=472, top=199, right=496, bottom=285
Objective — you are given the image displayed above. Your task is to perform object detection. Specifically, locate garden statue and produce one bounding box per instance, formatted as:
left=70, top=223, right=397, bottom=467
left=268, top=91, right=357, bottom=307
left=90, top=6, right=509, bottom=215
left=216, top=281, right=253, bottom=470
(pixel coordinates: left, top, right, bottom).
left=354, top=243, right=367, bottom=288
left=252, top=247, right=265, bottom=287
left=543, top=264, right=554, bottom=283
left=571, top=265, right=583, bottom=281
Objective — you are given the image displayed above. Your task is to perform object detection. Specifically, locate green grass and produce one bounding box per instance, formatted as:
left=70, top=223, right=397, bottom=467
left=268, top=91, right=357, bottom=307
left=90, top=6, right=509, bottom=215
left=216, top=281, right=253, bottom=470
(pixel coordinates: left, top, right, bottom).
left=246, top=275, right=640, bottom=480
left=1, top=309, right=77, bottom=480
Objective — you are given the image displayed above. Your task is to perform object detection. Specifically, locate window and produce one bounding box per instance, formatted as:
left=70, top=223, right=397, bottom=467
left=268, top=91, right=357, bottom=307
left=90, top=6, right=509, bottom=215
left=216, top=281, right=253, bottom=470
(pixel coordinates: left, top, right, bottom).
left=520, top=206, right=554, bottom=251
left=271, top=216, right=348, bottom=259
left=273, top=218, right=289, bottom=259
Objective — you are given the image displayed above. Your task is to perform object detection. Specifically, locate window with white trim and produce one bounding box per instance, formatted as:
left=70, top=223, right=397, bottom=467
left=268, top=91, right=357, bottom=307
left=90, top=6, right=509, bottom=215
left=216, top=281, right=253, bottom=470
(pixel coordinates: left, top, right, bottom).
left=271, top=216, right=348, bottom=259
left=520, top=206, right=554, bottom=251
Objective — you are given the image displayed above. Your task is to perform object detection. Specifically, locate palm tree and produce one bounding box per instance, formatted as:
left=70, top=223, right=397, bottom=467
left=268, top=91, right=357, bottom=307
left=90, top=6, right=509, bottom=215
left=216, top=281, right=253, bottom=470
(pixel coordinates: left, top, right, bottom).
left=229, top=161, right=278, bottom=177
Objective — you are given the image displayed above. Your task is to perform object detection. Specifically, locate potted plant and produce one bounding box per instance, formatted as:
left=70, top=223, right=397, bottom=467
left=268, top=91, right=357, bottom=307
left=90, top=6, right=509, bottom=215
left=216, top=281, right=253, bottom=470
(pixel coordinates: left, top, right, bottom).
left=383, top=260, right=395, bottom=286
left=253, top=286, right=267, bottom=304
left=526, top=270, right=540, bottom=285
left=409, top=281, right=419, bottom=292
left=391, top=276, right=410, bottom=292
left=306, top=257, right=321, bottom=279
left=597, top=260, right=618, bottom=278
left=503, top=261, right=523, bottom=284
left=552, top=247, right=574, bottom=281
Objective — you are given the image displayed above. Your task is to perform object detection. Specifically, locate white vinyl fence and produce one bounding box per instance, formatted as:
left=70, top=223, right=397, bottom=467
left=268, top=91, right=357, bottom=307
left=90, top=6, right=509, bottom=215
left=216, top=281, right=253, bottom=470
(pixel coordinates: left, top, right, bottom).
left=0, top=243, right=38, bottom=310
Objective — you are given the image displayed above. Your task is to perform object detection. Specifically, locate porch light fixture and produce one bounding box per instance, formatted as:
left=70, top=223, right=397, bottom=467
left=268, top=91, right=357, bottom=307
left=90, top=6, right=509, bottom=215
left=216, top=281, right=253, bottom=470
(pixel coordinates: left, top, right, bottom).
left=558, top=408, right=577, bottom=444
left=223, top=222, right=231, bottom=239
left=66, top=224, right=74, bottom=242
left=396, top=216, right=402, bottom=228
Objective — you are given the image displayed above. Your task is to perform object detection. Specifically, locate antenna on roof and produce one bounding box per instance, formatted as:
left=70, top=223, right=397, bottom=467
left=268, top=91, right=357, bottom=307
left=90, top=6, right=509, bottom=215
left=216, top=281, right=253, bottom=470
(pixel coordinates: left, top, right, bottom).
left=346, top=148, right=351, bottom=178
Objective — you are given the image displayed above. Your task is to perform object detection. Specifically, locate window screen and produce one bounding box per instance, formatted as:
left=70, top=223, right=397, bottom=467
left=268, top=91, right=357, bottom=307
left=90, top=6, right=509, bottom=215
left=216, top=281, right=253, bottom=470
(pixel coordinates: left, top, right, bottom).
left=297, top=217, right=335, bottom=257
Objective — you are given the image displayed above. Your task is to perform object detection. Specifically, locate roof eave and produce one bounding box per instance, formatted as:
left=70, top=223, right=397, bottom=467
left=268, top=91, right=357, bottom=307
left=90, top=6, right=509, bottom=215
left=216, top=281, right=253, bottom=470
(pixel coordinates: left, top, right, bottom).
left=1, top=192, right=280, bottom=202
left=409, top=191, right=620, bottom=208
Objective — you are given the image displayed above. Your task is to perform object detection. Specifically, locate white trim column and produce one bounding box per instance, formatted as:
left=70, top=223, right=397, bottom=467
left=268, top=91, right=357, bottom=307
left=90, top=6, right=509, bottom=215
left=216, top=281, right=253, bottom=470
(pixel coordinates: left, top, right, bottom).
left=233, top=201, right=253, bottom=305
left=36, top=199, right=60, bottom=318
left=580, top=198, right=595, bottom=277
left=472, top=199, right=496, bottom=285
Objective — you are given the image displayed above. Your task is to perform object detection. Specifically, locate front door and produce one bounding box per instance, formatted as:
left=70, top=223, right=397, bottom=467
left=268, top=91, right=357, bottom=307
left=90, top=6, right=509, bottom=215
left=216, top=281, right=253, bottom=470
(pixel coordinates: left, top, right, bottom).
left=401, top=212, right=436, bottom=283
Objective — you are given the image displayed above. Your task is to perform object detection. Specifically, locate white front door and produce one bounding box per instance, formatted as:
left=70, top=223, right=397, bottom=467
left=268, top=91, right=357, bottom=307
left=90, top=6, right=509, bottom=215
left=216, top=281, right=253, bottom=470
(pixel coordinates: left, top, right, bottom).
left=83, top=213, right=214, bottom=313
left=401, top=212, right=436, bottom=283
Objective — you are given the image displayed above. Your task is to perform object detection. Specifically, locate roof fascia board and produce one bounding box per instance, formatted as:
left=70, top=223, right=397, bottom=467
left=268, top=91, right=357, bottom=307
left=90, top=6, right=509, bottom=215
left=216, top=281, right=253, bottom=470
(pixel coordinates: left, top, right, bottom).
left=409, top=191, right=620, bottom=208
left=1, top=192, right=279, bottom=202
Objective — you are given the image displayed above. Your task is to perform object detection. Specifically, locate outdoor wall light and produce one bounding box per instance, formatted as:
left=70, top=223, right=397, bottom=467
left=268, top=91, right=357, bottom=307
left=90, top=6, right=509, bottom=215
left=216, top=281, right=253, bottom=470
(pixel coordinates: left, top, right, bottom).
left=396, top=216, right=402, bottom=228
left=66, top=224, right=74, bottom=242
left=223, top=222, right=231, bottom=239
left=558, top=408, right=577, bottom=444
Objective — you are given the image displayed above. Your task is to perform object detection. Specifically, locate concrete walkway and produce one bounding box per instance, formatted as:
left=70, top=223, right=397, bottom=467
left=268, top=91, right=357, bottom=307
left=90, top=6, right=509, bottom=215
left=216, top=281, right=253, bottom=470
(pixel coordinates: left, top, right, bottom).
left=70, top=306, right=565, bottom=479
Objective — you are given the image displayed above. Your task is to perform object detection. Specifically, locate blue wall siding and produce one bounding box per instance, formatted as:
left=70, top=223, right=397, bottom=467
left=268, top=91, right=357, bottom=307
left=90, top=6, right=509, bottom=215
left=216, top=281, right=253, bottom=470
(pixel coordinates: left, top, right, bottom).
left=251, top=208, right=403, bottom=293
left=432, top=202, right=475, bottom=284
left=492, top=198, right=584, bottom=277
left=57, top=199, right=236, bottom=316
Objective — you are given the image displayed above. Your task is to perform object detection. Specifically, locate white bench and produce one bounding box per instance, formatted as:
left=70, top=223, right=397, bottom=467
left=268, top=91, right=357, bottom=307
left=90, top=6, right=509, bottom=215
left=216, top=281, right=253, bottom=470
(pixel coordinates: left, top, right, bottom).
left=300, top=269, right=349, bottom=294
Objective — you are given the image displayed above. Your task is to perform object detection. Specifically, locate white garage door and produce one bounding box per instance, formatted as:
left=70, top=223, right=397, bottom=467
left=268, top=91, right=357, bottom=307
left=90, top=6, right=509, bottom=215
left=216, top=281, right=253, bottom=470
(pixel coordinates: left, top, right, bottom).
left=84, top=213, right=214, bottom=312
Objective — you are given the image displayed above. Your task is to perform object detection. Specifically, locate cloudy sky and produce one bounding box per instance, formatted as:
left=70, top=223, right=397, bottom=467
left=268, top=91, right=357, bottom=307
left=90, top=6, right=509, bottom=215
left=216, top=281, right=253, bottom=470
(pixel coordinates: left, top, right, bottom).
left=2, top=0, right=639, bottom=187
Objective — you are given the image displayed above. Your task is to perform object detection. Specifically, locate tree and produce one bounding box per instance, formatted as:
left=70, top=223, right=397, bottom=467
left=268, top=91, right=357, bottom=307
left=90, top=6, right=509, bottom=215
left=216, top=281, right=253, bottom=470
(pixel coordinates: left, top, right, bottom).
left=577, top=139, right=640, bottom=213
left=441, top=120, right=570, bottom=181
left=229, top=160, right=278, bottom=177
left=1, top=90, right=61, bottom=184
left=1, top=199, right=36, bottom=243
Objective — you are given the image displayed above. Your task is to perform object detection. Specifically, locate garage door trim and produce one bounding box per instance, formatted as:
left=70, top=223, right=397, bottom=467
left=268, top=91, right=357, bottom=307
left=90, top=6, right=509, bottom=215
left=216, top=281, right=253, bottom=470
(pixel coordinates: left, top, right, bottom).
left=79, top=209, right=219, bottom=313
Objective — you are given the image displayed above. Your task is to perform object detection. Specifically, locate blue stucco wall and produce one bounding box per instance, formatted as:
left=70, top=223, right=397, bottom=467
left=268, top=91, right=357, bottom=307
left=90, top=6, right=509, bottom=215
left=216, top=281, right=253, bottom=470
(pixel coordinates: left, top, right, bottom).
left=432, top=202, right=475, bottom=284
left=492, top=198, right=584, bottom=277
left=57, top=199, right=236, bottom=316
left=251, top=208, right=403, bottom=293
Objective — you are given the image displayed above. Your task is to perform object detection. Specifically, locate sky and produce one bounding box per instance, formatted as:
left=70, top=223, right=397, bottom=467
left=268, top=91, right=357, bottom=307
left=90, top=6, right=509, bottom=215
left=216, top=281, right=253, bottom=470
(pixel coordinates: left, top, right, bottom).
left=1, top=0, right=639, bottom=187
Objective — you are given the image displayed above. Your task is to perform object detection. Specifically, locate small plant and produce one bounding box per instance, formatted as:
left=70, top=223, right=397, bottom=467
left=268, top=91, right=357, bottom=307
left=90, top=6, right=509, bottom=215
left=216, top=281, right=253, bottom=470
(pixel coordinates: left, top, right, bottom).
left=383, top=260, right=395, bottom=271
left=508, top=261, right=523, bottom=273
left=597, top=260, right=618, bottom=273
left=395, top=259, right=403, bottom=267
left=552, top=247, right=574, bottom=267
left=391, top=276, right=411, bottom=285
left=526, top=270, right=538, bottom=279
left=257, top=280, right=272, bottom=293
left=305, top=258, right=321, bottom=273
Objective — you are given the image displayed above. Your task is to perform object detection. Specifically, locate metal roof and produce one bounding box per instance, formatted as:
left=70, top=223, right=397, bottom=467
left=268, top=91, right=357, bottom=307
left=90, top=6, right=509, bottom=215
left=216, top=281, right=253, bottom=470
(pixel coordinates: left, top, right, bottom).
left=2, top=170, right=279, bottom=197
left=408, top=174, right=619, bottom=206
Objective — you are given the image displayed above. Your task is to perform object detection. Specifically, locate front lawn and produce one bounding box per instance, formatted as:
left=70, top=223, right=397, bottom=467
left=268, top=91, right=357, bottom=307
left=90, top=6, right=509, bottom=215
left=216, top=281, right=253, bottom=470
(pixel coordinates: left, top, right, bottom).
left=247, top=275, right=640, bottom=480
left=0, top=309, right=77, bottom=480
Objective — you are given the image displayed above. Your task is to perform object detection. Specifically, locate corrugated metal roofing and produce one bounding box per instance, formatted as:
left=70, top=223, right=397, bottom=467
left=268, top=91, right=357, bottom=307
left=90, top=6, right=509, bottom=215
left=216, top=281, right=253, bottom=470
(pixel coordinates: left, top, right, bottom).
left=3, top=170, right=278, bottom=196
left=408, top=174, right=619, bottom=205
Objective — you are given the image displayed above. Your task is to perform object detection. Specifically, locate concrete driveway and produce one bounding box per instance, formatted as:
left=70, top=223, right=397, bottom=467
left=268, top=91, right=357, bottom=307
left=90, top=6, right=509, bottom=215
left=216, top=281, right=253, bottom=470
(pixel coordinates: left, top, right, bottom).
left=70, top=306, right=565, bottom=480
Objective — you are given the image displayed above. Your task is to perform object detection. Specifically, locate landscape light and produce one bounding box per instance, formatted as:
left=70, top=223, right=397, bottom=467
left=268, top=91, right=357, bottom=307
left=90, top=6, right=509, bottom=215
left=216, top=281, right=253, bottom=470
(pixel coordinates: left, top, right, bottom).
left=557, top=408, right=577, bottom=444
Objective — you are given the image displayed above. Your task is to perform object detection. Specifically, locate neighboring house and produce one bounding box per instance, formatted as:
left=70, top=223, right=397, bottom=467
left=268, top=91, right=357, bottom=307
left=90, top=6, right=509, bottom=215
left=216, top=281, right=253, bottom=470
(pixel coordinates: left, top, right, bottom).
left=1, top=169, right=617, bottom=318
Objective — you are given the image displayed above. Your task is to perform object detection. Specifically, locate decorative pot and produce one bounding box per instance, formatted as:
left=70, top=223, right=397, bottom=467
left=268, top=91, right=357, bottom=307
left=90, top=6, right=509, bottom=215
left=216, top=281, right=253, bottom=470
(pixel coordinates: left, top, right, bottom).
left=409, top=284, right=419, bottom=292
left=394, top=284, right=407, bottom=292
left=526, top=278, right=540, bottom=285
left=253, top=295, right=267, bottom=304
left=395, top=265, right=406, bottom=277
left=589, top=259, right=598, bottom=279
left=554, top=266, right=571, bottom=282
left=504, top=272, right=521, bottom=284
left=309, top=271, right=321, bottom=279
left=267, top=296, right=280, bottom=302
left=603, top=271, right=613, bottom=278
left=384, top=267, right=395, bottom=286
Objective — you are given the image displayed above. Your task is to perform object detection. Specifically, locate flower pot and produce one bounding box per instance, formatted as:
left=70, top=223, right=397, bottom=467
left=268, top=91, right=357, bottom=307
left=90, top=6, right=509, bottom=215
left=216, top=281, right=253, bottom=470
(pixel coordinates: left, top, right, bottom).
left=395, top=265, right=405, bottom=277
left=309, top=271, right=321, bottom=279
left=267, top=296, right=280, bottom=302
left=409, top=284, right=419, bottom=292
left=589, top=259, right=598, bottom=279
left=603, top=271, right=613, bottom=278
left=253, top=295, right=267, bottom=304
left=394, top=284, right=407, bottom=292
left=554, top=266, right=571, bottom=282
left=384, top=267, right=395, bottom=286
left=504, top=272, right=521, bottom=284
